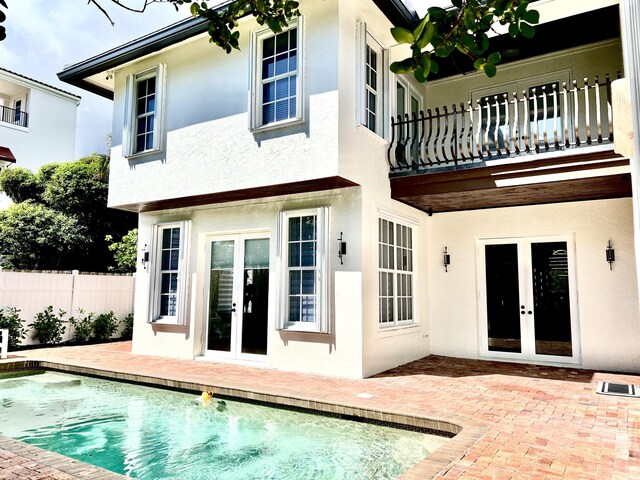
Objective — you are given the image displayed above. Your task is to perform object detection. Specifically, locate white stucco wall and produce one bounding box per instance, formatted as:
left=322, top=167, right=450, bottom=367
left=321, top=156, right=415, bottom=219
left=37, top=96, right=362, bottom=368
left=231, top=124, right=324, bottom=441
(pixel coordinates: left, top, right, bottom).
left=336, top=0, right=432, bottom=377
left=428, top=198, right=640, bottom=373
left=132, top=188, right=366, bottom=378
left=0, top=84, right=78, bottom=172
left=108, top=0, right=341, bottom=209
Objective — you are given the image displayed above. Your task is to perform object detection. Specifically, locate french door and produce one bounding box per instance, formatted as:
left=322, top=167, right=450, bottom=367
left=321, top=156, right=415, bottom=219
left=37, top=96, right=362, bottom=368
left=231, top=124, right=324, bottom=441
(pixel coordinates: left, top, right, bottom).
left=478, top=236, right=580, bottom=364
left=205, top=233, right=270, bottom=361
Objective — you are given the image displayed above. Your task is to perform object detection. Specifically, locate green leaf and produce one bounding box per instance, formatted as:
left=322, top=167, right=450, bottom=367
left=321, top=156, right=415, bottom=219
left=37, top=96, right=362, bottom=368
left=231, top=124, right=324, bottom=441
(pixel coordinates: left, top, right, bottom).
left=412, top=14, right=429, bottom=40
left=451, top=0, right=463, bottom=7
left=487, top=51, right=501, bottom=64
left=520, top=22, right=536, bottom=38
left=419, top=53, right=431, bottom=74
left=508, top=23, right=519, bottom=37
left=484, top=63, right=497, bottom=77
left=390, top=27, right=414, bottom=45
left=463, top=9, right=476, bottom=30
left=522, top=9, right=540, bottom=24
left=427, top=6, right=447, bottom=22
left=473, top=58, right=485, bottom=70
left=430, top=58, right=439, bottom=74
left=416, top=22, right=435, bottom=49
left=190, top=3, right=199, bottom=16
left=435, top=45, right=449, bottom=58
left=390, top=58, right=414, bottom=74
left=413, top=66, right=426, bottom=83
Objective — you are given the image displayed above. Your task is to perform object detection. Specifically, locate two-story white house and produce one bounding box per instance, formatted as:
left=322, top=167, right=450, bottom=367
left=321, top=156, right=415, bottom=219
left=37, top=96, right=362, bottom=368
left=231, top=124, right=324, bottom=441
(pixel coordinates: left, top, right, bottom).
left=0, top=68, right=80, bottom=171
left=58, top=0, right=640, bottom=378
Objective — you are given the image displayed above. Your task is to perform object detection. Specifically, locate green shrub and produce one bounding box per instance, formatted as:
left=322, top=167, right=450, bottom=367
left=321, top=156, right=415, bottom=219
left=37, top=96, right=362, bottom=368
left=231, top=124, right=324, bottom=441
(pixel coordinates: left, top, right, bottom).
left=69, top=309, right=95, bottom=343
left=29, top=306, right=67, bottom=345
left=120, top=313, right=134, bottom=340
left=0, top=307, right=26, bottom=349
left=93, top=311, right=119, bottom=341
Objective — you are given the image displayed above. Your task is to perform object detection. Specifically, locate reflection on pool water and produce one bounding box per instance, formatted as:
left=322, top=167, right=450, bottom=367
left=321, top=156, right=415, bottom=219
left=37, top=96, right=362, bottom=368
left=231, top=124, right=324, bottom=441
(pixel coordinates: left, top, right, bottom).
left=0, top=372, right=446, bottom=479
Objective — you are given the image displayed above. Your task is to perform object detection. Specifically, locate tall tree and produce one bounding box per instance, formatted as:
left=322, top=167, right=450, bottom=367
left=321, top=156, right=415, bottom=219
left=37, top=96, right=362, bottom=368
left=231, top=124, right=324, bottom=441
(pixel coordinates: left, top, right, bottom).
left=0, top=155, right=137, bottom=272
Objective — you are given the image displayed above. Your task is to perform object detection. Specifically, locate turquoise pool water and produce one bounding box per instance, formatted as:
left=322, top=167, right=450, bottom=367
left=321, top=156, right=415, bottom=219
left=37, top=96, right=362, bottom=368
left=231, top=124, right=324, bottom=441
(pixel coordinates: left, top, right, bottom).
left=0, top=372, right=446, bottom=479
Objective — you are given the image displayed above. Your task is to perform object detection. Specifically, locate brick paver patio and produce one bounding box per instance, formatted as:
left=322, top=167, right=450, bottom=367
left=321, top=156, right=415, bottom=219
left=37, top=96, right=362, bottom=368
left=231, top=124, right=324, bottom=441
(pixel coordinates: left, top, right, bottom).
left=2, top=342, right=640, bottom=479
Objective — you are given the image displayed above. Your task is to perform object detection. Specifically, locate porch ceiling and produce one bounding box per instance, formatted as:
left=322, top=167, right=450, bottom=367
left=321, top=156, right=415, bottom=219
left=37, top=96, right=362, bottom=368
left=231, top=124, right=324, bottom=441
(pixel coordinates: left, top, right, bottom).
left=390, top=151, right=632, bottom=214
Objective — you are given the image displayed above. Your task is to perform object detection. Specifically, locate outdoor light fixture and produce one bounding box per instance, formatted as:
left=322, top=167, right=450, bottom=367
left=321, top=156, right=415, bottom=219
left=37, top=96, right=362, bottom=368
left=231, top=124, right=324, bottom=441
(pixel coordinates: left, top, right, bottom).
left=443, top=246, right=451, bottom=272
left=606, top=240, right=615, bottom=270
left=141, top=244, right=149, bottom=270
left=338, top=232, right=347, bottom=265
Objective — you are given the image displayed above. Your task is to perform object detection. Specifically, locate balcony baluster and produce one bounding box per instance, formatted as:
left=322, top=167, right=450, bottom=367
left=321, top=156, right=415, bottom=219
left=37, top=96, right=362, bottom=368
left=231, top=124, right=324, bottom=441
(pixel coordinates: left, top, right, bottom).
left=387, top=74, right=616, bottom=174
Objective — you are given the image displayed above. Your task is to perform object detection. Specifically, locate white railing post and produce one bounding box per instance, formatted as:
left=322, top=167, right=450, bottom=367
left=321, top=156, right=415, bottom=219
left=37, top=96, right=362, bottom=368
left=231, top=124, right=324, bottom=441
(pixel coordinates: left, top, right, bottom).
left=0, top=328, right=8, bottom=359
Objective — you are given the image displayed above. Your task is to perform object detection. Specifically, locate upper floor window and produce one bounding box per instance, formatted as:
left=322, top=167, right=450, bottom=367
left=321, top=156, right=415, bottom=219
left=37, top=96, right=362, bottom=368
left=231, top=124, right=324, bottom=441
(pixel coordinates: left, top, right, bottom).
left=395, top=78, right=422, bottom=142
left=357, top=23, right=386, bottom=137
left=277, top=207, right=329, bottom=333
left=124, top=64, right=165, bottom=158
left=250, top=18, right=303, bottom=131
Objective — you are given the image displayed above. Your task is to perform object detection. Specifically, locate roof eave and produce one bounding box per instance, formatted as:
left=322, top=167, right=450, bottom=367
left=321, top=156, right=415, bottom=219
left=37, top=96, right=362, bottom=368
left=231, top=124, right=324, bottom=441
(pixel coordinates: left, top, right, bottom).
left=57, top=16, right=210, bottom=99
left=57, top=0, right=419, bottom=99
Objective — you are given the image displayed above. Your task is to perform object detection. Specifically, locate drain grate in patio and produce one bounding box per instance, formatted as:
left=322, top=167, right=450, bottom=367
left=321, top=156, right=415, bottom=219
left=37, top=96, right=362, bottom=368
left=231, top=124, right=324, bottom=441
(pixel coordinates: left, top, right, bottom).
left=596, top=381, right=640, bottom=398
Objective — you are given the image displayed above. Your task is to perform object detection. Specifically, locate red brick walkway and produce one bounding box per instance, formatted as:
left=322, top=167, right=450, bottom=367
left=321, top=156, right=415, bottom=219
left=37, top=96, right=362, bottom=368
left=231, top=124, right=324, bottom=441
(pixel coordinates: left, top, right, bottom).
left=3, top=342, right=640, bottom=479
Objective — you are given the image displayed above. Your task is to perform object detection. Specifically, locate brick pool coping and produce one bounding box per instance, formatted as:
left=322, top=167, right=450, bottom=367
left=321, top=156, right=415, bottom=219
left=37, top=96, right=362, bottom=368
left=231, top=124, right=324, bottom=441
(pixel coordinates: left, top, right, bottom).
left=0, top=359, right=485, bottom=479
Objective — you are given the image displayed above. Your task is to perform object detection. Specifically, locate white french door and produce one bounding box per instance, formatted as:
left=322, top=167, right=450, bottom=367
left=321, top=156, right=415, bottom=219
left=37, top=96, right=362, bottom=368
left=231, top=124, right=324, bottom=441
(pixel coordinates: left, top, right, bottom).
left=204, top=233, right=270, bottom=361
left=477, top=235, right=580, bottom=364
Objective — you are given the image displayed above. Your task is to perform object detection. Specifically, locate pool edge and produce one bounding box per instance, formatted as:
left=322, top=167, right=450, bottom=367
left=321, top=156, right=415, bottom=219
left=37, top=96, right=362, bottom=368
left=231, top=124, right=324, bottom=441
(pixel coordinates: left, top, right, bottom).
left=0, top=359, right=487, bottom=479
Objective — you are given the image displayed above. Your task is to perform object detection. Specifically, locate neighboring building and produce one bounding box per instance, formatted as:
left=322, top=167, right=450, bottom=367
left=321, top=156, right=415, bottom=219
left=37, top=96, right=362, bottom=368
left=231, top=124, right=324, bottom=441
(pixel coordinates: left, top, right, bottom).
left=58, top=0, right=640, bottom=378
left=0, top=68, right=80, bottom=172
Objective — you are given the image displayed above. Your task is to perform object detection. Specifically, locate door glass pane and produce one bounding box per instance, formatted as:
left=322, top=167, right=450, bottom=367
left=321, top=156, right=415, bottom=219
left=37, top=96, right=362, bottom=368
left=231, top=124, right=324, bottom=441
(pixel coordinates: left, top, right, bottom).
left=208, top=241, right=234, bottom=352
left=531, top=242, right=572, bottom=357
left=241, top=239, right=269, bottom=355
left=485, top=244, right=521, bottom=353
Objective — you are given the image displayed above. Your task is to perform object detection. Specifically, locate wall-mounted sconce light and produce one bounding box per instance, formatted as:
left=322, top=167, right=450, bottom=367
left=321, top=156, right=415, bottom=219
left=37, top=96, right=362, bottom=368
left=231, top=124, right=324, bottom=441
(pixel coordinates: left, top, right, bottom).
left=338, top=232, right=347, bottom=265
left=606, top=240, right=615, bottom=270
left=141, top=244, right=149, bottom=270
left=443, top=246, right=451, bottom=272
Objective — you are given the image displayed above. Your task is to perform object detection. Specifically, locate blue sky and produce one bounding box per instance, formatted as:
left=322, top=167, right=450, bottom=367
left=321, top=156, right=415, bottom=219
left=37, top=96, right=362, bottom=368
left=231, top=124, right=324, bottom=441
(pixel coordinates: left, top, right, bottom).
left=0, top=0, right=430, bottom=161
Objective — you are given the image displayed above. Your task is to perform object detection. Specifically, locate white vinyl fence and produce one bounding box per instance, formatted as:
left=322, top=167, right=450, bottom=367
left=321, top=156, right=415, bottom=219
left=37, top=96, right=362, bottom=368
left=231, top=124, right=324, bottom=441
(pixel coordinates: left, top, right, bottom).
left=0, top=269, right=135, bottom=346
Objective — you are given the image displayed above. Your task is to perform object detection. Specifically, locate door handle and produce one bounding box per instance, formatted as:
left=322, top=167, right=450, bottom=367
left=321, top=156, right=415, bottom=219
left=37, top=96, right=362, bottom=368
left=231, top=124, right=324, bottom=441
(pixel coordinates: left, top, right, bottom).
left=231, top=303, right=237, bottom=313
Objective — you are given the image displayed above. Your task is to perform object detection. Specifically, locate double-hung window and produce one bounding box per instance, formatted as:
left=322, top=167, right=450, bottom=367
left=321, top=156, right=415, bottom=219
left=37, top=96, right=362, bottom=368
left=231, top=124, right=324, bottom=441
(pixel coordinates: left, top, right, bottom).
left=250, top=18, right=303, bottom=130
left=379, top=218, right=414, bottom=326
left=357, top=23, right=385, bottom=137
left=124, top=64, right=165, bottom=157
left=277, top=207, right=329, bottom=333
left=149, top=220, right=191, bottom=324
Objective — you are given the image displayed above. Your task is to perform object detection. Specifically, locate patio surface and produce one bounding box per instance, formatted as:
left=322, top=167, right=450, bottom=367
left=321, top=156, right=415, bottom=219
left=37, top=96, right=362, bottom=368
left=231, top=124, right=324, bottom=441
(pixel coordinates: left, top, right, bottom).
left=2, top=342, right=640, bottom=479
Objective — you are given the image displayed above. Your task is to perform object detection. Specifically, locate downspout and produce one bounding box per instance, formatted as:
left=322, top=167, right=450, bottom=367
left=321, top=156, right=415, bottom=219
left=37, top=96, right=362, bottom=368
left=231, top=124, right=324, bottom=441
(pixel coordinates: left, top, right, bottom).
left=619, top=0, right=640, bottom=304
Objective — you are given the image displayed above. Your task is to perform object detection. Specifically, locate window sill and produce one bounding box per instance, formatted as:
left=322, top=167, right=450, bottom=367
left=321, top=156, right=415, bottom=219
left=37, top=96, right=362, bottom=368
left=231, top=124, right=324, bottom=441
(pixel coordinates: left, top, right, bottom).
left=377, top=322, right=419, bottom=338
left=150, top=319, right=182, bottom=326
left=250, top=117, right=304, bottom=134
left=356, top=124, right=388, bottom=145
left=126, top=147, right=163, bottom=161
left=277, top=323, right=328, bottom=334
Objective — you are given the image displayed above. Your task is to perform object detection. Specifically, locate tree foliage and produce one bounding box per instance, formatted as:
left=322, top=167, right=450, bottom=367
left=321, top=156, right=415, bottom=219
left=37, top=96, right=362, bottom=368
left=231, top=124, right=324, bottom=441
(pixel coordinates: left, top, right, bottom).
left=0, top=201, right=90, bottom=270
left=0, top=167, right=44, bottom=204
left=105, top=228, right=138, bottom=273
left=0, top=154, right=137, bottom=272
left=389, top=0, right=539, bottom=82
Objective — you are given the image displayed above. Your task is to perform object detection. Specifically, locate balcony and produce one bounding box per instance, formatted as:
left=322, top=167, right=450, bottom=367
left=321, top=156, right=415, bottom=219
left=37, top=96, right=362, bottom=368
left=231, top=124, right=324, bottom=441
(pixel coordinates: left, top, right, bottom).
left=388, top=74, right=631, bottom=214
left=0, top=104, right=28, bottom=128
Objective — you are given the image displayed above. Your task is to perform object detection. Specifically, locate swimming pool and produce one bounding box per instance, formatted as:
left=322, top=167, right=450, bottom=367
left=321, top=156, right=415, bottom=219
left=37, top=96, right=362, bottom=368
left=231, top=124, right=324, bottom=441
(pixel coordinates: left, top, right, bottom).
left=0, top=371, right=446, bottom=479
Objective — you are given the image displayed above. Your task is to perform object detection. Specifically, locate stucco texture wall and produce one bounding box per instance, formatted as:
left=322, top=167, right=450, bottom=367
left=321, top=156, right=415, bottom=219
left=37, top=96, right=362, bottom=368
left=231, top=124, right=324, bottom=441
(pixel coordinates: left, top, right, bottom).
left=428, top=198, right=640, bottom=373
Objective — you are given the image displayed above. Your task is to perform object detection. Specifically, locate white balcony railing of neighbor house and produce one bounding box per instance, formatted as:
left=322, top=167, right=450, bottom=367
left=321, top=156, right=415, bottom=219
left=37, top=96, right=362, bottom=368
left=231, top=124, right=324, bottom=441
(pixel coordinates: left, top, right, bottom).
left=0, top=105, right=28, bottom=128
left=388, top=74, right=620, bottom=174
